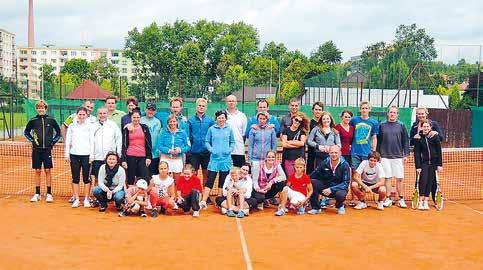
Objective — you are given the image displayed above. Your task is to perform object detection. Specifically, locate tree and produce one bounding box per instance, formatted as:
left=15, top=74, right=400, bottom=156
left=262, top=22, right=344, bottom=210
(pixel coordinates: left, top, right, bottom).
left=394, top=23, right=437, bottom=67
left=89, top=56, right=119, bottom=83
left=61, top=58, right=90, bottom=82
left=310, top=41, right=342, bottom=65
left=172, top=41, right=205, bottom=97
left=280, top=81, right=301, bottom=103
left=40, top=64, right=55, bottom=99
left=217, top=64, right=249, bottom=98
left=248, top=56, right=279, bottom=87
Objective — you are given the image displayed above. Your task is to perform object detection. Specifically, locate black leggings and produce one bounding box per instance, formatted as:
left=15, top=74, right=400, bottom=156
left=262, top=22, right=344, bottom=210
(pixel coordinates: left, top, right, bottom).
left=70, top=154, right=91, bottom=184
left=125, top=156, right=149, bottom=186
left=252, top=182, right=286, bottom=203
left=205, top=170, right=229, bottom=189
left=179, top=189, right=201, bottom=212
left=419, top=163, right=436, bottom=197
left=310, top=178, right=347, bottom=209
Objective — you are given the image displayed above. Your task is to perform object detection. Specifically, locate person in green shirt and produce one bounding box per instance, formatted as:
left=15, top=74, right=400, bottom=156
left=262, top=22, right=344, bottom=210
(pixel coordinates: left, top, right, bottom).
left=105, top=95, right=126, bottom=128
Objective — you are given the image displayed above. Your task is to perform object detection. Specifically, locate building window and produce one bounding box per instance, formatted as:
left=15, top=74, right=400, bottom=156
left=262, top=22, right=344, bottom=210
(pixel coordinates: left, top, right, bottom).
left=112, top=52, right=119, bottom=57
left=41, top=51, right=47, bottom=55
left=122, top=68, right=127, bottom=73
left=81, top=51, right=87, bottom=56
left=32, top=51, right=37, bottom=55
left=31, top=58, right=37, bottom=63
left=121, top=60, right=127, bottom=65
left=111, top=60, right=119, bottom=64
left=60, top=51, right=67, bottom=56
left=51, top=59, right=57, bottom=63
left=41, top=58, right=47, bottom=63
left=20, top=50, right=27, bottom=54
left=71, top=51, right=77, bottom=56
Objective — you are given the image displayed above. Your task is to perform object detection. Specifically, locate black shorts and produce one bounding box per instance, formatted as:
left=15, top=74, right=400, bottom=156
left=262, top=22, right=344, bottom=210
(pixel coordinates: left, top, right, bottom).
left=187, top=152, right=210, bottom=170
left=231, top=154, right=246, bottom=167
left=362, top=181, right=381, bottom=193
left=32, top=149, right=53, bottom=169
left=148, top=157, right=160, bottom=176
left=90, top=160, right=105, bottom=178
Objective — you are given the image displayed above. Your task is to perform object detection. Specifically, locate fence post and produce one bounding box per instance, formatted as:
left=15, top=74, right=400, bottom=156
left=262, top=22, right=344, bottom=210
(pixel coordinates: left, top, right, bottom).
left=9, top=80, right=14, bottom=141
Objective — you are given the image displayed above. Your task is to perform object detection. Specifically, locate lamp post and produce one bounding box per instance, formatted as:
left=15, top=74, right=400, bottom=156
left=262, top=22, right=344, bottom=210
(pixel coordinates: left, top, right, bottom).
left=32, top=63, right=44, bottom=100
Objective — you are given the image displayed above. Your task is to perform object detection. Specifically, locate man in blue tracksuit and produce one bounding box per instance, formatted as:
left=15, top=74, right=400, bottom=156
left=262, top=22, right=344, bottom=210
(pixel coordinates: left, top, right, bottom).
left=308, top=145, right=351, bottom=215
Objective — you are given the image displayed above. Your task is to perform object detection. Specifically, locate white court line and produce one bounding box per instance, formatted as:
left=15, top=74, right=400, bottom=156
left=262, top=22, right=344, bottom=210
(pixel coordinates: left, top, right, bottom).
left=1, top=170, right=70, bottom=199
left=236, top=218, right=253, bottom=270
left=447, top=200, right=483, bottom=215
left=1, top=165, right=31, bottom=175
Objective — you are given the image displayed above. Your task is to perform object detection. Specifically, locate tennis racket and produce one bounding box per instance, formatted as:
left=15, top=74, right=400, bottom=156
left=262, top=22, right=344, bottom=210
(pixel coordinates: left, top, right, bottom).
left=411, top=171, right=420, bottom=209
left=435, top=172, right=444, bottom=211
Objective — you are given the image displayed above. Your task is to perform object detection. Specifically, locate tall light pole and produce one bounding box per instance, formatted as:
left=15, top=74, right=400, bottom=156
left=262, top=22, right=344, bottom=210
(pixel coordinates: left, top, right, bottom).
left=270, top=53, right=273, bottom=95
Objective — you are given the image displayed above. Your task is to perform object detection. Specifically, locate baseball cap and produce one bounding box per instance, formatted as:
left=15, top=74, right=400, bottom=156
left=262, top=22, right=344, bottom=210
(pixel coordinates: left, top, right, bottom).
left=146, top=102, right=156, bottom=110
left=136, top=179, right=148, bottom=190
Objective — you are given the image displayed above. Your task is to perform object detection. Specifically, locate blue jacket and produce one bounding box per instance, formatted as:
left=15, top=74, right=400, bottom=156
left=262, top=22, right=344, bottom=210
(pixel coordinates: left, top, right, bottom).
left=156, top=128, right=190, bottom=158
left=155, top=112, right=190, bottom=137
left=205, top=124, right=235, bottom=172
left=141, top=116, right=162, bottom=158
left=188, top=113, right=215, bottom=154
left=247, top=125, right=277, bottom=162
left=245, top=115, right=281, bottom=137
left=309, top=156, right=350, bottom=193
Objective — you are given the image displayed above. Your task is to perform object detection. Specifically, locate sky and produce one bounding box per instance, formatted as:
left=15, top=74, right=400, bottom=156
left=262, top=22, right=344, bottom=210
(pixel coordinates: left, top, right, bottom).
left=1, top=0, right=482, bottom=64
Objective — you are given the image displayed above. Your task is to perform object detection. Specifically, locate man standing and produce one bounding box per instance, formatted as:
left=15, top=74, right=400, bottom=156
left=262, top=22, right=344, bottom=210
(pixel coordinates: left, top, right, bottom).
left=24, top=100, right=62, bottom=202
left=155, top=97, right=189, bottom=135
left=121, top=97, right=139, bottom=128
left=187, top=98, right=215, bottom=184
left=308, top=145, right=350, bottom=215
left=280, top=97, right=300, bottom=134
left=141, top=102, right=162, bottom=176
left=350, top=101, right=379, bottom=170
left=61, top=100, right=96, bottom=140
left=105, top=95, right=126, bottom=128
left=245, top=99, right=280, bottom=138
left=225, top=95, right=247, bottom=167
left=377, top=106, right=410, bottom=208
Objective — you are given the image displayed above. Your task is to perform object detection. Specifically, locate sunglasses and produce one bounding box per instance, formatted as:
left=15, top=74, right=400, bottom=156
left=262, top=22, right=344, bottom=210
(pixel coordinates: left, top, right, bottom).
left=293, top=118, right=303, bottom=123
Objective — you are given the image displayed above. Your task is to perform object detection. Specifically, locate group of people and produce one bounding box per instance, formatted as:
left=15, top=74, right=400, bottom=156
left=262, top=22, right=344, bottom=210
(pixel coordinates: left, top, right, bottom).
left=23, top=94, right=444, bottom=218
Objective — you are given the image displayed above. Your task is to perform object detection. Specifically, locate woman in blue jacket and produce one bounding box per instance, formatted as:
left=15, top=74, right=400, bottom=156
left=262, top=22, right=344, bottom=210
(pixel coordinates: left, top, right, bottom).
left=156, top=114, right=191, bottom=183
left=248, top=111, right=277, bottom=163
left=199, top=110, right=235, bottom=209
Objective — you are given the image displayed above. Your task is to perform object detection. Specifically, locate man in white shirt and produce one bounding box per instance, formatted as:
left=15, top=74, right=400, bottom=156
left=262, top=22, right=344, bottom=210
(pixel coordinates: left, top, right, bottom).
left=351, top=151, right=387, bottom=210
left=225, top=95, right=247, bottom=167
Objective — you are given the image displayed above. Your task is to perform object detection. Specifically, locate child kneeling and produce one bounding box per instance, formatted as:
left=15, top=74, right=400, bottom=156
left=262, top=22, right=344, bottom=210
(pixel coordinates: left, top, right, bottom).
left=176, top=164, right=203, bottom=217
left=219, top=167, right=252, bottom=218
left=119, top=179, right=149, bottom=217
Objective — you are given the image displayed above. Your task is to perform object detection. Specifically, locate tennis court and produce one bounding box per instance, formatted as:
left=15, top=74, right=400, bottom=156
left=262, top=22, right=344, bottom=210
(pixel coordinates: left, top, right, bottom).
left=0, top=142, right=482, bottom=269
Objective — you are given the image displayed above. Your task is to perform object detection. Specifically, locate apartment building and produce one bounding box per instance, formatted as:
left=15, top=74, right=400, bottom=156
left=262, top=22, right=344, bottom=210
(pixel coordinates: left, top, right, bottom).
left=0, top=28, right=16, bottom=81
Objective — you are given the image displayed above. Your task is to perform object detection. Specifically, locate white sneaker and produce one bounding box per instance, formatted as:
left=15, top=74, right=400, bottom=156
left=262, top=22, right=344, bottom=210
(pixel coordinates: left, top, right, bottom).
left=221, top=207, right=227, bottom=215
left=192, top=211, right=200, bottom=217
left=423, top=201, right=430, bottom=210
left=83, top=198, right=91, bottom=208
left=199, top=201, right=207, bottom=210
left=376, top=201, right=384, bottom=210
left=30, top=194, right=41, bottom=202
left=242, top=209, right=249, bottom=216
left=72, top=199, right=80, bottom=208
left=417, top=201, right=424, bottom=210
left=257, top=203, right=264, bottom=210
left=354, top=201, right=367, bottom=210
left=68, top=196, right=75, bottom=203
left=398, top=198, right=407, bottom=208
left=172, top=203, right=179, bottom=210
left=45, top=194, right=54, bottom=203
left=382, top=198, right=392, bottom=207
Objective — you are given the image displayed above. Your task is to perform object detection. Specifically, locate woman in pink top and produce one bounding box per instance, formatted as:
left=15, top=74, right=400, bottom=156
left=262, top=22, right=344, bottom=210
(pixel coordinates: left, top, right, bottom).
left=121, top=109, right=152, bottom=186
left=334, top=110, right=354, bottom=167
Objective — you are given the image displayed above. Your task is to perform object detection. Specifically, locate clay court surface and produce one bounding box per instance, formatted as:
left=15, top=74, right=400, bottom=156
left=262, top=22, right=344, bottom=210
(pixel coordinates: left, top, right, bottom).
left=0, top=143, right=482, bottom=269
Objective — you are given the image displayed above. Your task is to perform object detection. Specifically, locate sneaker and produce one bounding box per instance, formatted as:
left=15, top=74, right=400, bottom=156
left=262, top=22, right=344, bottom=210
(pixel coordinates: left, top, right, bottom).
left=71, top=199, right=80, bottom=208
left=398, top=198, right=407, bottom=208
left=83, top=198, right=91, bottom=208
left=348, top=200, right=358, bottom=207
left=199, top=200, right=207, bottom=210
left=417, top=201, right=424, bottom=210
left=99, top=206, right=106, bottom=212
left=297, top=206, right=306, bottom=215
left=118, top=211, right=126, bottom=217
left=337, top=206, right=346, bottom=215
left=376, top=201, right=384, bottom=210
left=140, top=211, right=147, bottom=217
left=226, top=210, right=236, bottom=217
left=275, top=208, right=286, bottom=216
left=320, top=197, right=329, bottom=208
left=237, top=211, right=245, bottom=218
left=307, top=209, right=321, bottom=215
left=151, top=209, right=158, bottom=218
left=263, top=200, right=270, bottom=208
left=30, top=194, right=41, bottom=202
left=172, top=203, right=179, bottom=210
left=192, top=211, right=200, bottom=217
left=354, top=201, right=367, bottom=210
left=159, top=207, right=167, bottom=215
left=221, top=207, right=228, bottom=215
left=91, top=199, right=99, bottom=208
left=257, top=203, right=264, bottom=210
left=68, top=196, right=75, bottom=203
left=423, top=200, right=430, bottom=210
left=242, top=209, right=249, bottom=216
left=382, top=198, right=392, bottom=207
left=45, top=194, right=54, bottom=203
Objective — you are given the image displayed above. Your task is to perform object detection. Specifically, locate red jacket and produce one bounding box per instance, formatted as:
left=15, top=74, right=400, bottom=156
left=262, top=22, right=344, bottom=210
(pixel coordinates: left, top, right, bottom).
left=176, top=175, right=202, bottom=197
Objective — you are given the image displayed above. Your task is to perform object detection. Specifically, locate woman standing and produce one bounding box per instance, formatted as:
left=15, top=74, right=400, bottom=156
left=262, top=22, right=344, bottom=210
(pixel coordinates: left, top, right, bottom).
left=200, top=110, right=235, bottom=209
left=306, top=102, right=324, bottom=174
left=281, top=112, right=309, bottom=177
left=251, top=150, right=287, bottom=210
left=92, top=152, right=126, bottom=213
left=121, top=109, right=152, bottom=186
left=247, top=111, right=277, bottom=163
left=307, top=111, right=341, bottom=169
left=413, top=120, right=443, bottom=210
left=335, top=110, right=354, bottom=166
left=64, top=107, right=94, bottom=208
left=157, top=114, right=190, bottom=183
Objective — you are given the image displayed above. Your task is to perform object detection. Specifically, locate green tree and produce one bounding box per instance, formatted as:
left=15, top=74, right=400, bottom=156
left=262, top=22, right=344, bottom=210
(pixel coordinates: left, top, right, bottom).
left=40, top=64, right=55, bottom=99
left=394, top=23, right=437, bottom=67
left=280, top=81, right=301, bottom=102
left=248, top=56, right=279, bottom=87
left=217, top=64, right=249, bottom=98
left=61, top=58, right=90, bottom=82
left=172, top=41, right=205, bottom=97
left=89, top=56, right=119, bottom=83
left=310, top=41, right=343, bottom=65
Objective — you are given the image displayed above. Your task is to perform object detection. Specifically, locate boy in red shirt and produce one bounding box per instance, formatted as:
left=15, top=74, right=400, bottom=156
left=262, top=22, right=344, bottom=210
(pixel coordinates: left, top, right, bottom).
left=176, top=164, right=203, bottom=217
left=275, top=158, right=313, bottom=216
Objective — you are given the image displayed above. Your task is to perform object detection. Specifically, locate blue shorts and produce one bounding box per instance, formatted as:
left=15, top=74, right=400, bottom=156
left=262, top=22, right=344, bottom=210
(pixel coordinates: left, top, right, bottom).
left=351, top=155, right=368, bottom=170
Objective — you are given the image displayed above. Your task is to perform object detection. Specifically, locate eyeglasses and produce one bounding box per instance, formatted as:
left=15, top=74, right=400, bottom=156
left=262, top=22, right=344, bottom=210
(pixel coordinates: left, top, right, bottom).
left=293, top=118, right=303, bottom=123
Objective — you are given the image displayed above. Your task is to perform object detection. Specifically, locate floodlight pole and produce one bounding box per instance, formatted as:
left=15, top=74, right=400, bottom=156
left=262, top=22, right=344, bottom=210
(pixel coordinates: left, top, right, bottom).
left=477, top=45, right=481, bottom=106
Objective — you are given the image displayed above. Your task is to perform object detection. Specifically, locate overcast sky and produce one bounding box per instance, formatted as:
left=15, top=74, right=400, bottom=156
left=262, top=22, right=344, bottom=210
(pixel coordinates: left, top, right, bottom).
left=2, top=0, right=482, bottom=63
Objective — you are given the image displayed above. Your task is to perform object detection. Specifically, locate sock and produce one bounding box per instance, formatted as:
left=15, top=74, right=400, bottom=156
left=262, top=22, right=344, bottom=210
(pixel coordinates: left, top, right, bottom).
left=35, top=186, right=40, bottom=195
left=47, top=186, right=52, bottom=195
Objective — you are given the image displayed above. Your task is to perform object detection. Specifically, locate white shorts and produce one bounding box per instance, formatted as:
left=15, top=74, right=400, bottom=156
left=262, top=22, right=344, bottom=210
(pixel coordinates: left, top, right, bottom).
left=286, top=187, right=306, bottom=205
left=381, top=158, right=404, bottom=178
left=160, top=157, right=184, bottom=173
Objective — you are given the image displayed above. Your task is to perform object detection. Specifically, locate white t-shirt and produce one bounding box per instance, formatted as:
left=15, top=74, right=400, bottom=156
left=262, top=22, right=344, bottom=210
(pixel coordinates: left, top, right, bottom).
left=226, top=109, right=247, bottom=155
left=151, top=174, right=174, bottom=198
left=356, top=160, right=385, bottom=185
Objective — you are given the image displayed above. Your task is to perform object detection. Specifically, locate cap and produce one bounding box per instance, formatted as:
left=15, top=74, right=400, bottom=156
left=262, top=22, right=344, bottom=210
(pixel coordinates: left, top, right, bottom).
left=146, top=102, right=156, bottom=110
left=136, top=179, right=148, bottom=190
